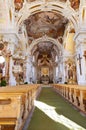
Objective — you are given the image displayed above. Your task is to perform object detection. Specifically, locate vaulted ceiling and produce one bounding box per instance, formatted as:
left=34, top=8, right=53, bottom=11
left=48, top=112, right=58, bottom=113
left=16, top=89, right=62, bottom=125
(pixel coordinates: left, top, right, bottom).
left=24, top=12, right=68, bottom=39
left=31, top=41, right=58, bottom=61
left=24, top=11, right=68, bottom=65
left=14, top=0, right=80, bottom=11
left=14, top=0, right=80, bottom=67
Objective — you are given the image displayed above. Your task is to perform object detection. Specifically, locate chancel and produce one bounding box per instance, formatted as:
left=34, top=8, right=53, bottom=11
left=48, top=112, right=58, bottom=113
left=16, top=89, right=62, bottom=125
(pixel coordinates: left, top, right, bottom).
left=0, top=0, right=86, bottom=130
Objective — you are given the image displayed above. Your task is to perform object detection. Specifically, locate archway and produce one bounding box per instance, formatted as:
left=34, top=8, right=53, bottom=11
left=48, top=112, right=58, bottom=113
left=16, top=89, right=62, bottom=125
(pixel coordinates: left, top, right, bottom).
left=27, top=36, right=63, bottom=84
left=17, top=1, right=77, bottom=30
left=28, top=35, right=63, bottom=55
left=16, top=0, right=78, bottom=84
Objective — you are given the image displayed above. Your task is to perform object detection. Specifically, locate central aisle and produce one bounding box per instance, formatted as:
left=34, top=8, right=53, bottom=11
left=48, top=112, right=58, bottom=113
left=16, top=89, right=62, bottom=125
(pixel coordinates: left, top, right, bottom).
left=27, top=87, right=86, bottom=130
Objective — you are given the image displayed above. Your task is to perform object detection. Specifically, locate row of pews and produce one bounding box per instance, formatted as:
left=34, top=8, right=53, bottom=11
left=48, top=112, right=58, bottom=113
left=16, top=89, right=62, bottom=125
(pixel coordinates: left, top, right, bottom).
left=53, top=84, right=86, bottom=114
left=0, top=84, right=41, bottom=130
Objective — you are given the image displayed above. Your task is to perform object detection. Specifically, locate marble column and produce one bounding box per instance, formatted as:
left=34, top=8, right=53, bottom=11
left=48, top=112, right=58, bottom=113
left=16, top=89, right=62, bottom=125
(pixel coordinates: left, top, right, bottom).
left=55, top=66, right=58, bottom=83
left=24, top=55, right=33, bottom=83
left=9, top=56, right=16, bottom=86
left=32, top=56, right=37, bottom=83
left=53, top=67, right=56, bottom=83
left=63, top=61, right=67, bottom=83
left=74, top=3, right=86, bottom=85
left=75, top=36, right=86, bottom=85
left=58, top=62, right=63, bottom=83
left=7, top=41, right=17, bottom=86
left=32, top=66, right=37, bottom=83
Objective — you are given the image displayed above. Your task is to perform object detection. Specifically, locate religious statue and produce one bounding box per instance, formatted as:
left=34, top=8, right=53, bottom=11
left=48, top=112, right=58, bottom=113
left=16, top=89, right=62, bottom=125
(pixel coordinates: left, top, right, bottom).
left=68, top=63, right=73, bottom=80
left=67, top=61, right=77, bottom=84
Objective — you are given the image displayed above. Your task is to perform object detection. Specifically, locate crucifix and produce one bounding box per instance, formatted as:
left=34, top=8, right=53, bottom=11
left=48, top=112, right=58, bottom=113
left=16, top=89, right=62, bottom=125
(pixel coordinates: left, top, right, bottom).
left=83, top=51, right=86, bottom=60
left=83, top=50, right=86, bottom=80
left=77, top=54, right=82, bottom=75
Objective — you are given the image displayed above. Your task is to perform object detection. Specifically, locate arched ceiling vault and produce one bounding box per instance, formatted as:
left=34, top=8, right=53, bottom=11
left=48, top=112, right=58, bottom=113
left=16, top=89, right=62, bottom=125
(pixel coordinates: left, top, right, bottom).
left=28, top=36, right=62, bottom=67
left=14, top=0, right=80, bottom=66
left=15, top=0, right=79, bottom=31
left=28, top=35, right=63, bottom=55
left=24, top=11, right=68, bottom=39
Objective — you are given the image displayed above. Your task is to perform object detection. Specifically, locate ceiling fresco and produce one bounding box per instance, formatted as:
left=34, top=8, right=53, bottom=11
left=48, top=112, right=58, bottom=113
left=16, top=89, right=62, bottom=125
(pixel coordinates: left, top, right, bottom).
left=14, top=0, right=80, bottom=67
left=69, top=0, right=80, bottom=10
left=31, top=41, right=59, bottom=66
left=24, top=12, right=68, bottom=40
left=14, top=0, right=24, bottom=11
left=24, top=11, right=68, bottom=67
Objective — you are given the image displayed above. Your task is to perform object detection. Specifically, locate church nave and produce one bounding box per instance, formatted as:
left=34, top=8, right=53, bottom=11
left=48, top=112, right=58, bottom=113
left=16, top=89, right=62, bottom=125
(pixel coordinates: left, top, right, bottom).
left=24, top=87, right=86, bottom=130
left=0, top=0, right=86, bottom=130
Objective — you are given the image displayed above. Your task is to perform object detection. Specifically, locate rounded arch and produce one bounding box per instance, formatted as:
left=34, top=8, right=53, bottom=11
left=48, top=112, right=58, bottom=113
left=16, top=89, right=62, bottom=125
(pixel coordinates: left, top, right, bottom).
left=28, top=35, right=63, bottom=55
left=17, top=1, right=77, bottom=29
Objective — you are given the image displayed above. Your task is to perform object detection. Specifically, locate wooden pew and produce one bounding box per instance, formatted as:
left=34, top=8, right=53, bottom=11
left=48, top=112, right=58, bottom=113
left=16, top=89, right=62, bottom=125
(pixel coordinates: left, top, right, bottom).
left=77, top=87, right=86, bottom=112
left=53, top=84, right=86, bottom=114
left=0, top=84, right=41, bottom=130
left=0, top=93, right=24, bottom=130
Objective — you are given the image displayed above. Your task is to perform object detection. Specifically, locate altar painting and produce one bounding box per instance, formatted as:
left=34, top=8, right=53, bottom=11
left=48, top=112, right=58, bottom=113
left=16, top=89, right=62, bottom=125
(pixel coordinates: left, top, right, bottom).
left=41, top=67, right=49, bottom=76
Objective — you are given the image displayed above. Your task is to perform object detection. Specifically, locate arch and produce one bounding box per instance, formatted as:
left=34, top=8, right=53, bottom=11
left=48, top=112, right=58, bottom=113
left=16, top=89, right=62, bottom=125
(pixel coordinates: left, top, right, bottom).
left=17, top=1, right=77, bottom=29
left=28, top=35, right=63, bottom=55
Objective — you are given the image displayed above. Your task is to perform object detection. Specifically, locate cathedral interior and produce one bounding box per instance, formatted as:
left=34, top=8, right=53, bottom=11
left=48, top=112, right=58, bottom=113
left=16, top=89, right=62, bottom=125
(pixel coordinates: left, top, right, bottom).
left=0, top=0, right=86, bottom=130
left=0, top=0, right=85, bottom=86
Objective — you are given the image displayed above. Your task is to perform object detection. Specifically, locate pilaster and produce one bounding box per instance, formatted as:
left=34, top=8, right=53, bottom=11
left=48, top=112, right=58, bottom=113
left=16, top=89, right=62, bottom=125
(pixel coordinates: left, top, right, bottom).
left=57, top=57, right=64, bottom=84
left=4, top=34, right=20, bottom=86
left=9, top=56, right=16, bottom=86
left=63, top=50, right=77, bottom=84
left=24, top=55, right=33, bottom=83
left=8, top=42, right=17, bottom=86
left=74, top=32, right=86, bottom=85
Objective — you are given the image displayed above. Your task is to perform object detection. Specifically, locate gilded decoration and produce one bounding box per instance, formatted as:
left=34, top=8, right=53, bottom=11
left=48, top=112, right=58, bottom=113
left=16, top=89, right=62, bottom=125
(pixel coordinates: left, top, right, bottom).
left=41, top=67, right=49, bottom=76
left=65, top=59, right=77, bottom=84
